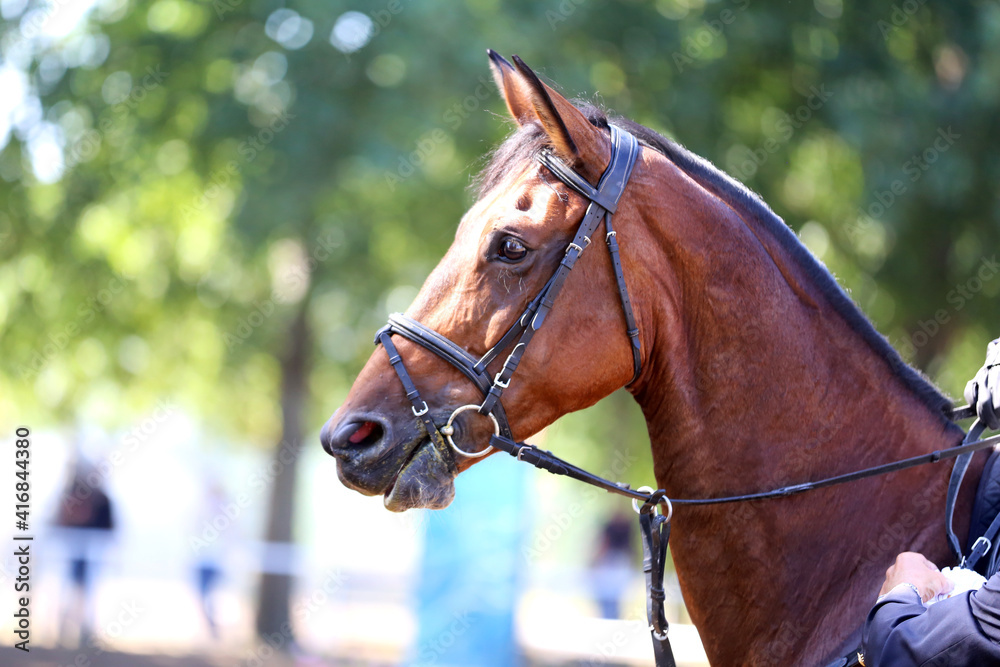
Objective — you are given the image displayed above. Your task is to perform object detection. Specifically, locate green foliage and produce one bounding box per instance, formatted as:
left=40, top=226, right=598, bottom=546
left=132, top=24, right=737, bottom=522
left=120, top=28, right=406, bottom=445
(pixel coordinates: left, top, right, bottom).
left=2, top=0, right=997, bottom=444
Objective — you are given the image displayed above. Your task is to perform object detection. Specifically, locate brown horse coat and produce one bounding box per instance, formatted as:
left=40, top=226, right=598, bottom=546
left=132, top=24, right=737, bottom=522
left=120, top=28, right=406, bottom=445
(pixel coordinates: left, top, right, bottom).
left=323, top=53, right=981, bottom=666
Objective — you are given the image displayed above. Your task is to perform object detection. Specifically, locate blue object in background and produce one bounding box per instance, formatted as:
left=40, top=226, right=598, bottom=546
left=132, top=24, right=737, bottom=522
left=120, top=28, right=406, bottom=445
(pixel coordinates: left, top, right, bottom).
left=409, top=455, right=531, bottom=666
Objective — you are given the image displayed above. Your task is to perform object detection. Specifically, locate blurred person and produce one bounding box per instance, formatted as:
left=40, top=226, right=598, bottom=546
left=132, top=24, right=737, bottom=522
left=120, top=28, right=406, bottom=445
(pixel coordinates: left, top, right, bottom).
left=861, top=338, right=1000, bottom=665
left=192, top=479, right=233, bottom=640
left=55, top=461, right=116, bottom=647
left=590, top=511, right=635, bottom=619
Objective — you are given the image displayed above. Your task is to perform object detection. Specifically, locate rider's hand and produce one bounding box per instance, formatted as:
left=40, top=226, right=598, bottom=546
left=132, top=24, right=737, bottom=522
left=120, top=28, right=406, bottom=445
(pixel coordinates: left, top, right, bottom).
left=965, top=339, right=1000, bottom=430
left=879, top=552, right=953, bottom=604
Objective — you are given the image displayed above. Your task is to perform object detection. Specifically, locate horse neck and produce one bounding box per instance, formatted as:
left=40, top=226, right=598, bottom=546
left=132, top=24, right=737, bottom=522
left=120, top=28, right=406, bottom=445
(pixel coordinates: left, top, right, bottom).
left=624, top=160, right=971, bottom=666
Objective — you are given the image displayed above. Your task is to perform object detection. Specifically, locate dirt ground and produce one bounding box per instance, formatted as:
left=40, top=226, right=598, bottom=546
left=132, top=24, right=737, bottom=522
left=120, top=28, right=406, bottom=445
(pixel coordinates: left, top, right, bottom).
left=0, top=647, right=373, bottom=667
left=0, top=647, right=647, bottom=667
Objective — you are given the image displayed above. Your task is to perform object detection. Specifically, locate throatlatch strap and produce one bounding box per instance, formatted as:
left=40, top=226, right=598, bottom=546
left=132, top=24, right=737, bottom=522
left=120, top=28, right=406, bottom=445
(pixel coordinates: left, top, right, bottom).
left=604, top=212, right=642, bottom=384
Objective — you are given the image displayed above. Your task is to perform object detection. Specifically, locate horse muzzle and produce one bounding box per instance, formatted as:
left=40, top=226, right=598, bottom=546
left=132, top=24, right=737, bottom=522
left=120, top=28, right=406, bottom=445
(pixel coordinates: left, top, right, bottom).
left=321, top=413, right=458, bottom=512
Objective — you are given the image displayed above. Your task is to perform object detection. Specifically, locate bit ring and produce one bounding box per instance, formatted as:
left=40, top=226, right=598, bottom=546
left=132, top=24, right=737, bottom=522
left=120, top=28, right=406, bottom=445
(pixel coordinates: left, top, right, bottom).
left=442, top=404, right=497, bottom=458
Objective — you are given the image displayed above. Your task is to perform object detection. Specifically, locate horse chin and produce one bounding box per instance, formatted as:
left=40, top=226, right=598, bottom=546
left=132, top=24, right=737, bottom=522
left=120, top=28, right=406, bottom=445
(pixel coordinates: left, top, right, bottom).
left=383, top=439, right=457, bottom=512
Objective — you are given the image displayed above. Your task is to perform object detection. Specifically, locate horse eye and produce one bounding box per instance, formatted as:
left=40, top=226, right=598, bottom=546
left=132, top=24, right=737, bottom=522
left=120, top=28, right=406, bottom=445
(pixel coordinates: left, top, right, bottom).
left=498, top=237, right=528, bottom=262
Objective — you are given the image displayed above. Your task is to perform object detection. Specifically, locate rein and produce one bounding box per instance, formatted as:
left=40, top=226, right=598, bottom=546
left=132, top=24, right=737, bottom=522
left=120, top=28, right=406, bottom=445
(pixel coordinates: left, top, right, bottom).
left=487, top=421, right=1000, bottom=507
left=372, top=123, right=999, bottom=667
left=489, top=416, right=998, bottom=667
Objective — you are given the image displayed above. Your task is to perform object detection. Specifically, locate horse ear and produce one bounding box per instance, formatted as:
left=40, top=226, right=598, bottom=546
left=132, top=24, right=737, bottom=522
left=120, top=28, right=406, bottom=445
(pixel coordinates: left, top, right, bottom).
left=487, top=50, right=609, bottom=176
left=488, top=50, right=533, bottom=126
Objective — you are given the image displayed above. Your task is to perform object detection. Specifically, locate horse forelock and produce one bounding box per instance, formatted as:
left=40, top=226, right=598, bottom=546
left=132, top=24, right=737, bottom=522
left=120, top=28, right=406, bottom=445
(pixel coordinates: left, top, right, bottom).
left=471, top=101, right=611, bottom=199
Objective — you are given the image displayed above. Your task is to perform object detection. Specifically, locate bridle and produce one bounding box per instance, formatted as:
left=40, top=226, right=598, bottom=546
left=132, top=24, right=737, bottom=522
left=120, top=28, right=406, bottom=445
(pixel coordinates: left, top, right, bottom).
left=368, top=123, right=1000, bottom=667
left=372, top=122, right=690, bottom=663
left=375, top=124, right=642, bottom=460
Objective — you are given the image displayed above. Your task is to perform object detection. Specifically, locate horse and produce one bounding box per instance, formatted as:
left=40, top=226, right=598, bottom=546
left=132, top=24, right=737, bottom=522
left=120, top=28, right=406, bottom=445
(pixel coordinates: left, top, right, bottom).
left=321, top=51, right=984, bottom=666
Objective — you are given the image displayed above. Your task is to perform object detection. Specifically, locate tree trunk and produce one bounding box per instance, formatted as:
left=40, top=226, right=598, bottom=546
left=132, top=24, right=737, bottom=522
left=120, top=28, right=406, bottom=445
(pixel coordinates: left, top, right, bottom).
left=255, top=301, right=310, bottom=644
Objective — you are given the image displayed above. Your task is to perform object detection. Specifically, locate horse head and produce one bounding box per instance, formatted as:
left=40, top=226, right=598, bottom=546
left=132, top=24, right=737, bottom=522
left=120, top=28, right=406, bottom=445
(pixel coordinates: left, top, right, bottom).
left=321, top=52, right=648, bottom=511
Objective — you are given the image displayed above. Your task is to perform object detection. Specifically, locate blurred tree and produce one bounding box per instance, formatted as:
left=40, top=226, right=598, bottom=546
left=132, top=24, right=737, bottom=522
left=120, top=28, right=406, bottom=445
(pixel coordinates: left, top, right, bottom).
left=2, top=0, right=997, bottom=643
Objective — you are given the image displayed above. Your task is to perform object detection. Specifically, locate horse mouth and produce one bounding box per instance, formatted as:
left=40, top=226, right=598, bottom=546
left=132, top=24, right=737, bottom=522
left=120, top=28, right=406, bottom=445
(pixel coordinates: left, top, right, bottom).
left=381, top=438, right=457, bottom=512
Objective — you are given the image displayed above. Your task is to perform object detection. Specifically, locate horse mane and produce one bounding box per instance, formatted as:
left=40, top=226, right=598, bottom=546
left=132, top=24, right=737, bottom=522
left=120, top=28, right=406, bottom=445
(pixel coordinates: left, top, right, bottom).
left=475, top=102, right=958, bottom=425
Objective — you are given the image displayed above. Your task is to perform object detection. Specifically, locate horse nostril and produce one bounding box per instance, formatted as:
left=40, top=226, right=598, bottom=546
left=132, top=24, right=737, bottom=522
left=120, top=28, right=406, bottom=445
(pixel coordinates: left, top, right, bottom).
left=349, top=421, right=381, bottom=446
left=322, top=418, right=385, bottom=456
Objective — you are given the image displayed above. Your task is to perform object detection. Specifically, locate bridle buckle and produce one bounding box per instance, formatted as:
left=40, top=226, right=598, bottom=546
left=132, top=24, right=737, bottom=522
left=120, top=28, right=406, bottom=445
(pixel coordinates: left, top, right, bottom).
left=412, top=401, right=429, bottom=417
left=566, top=236, right=591, bottom=256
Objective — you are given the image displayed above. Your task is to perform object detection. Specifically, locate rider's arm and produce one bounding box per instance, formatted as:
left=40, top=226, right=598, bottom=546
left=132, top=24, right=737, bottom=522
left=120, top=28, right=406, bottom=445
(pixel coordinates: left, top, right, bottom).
left=970, top=573, right=1000, bottom=642
left=862, top=553, right=1000, bottom=664
left=862, top=589, right=1000, bottom=665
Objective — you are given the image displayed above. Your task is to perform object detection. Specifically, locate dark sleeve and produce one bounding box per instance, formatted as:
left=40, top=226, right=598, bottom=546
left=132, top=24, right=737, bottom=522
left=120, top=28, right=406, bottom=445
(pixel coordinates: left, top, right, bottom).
left=862, top=586, right=927, bottom=665
left=970, top=571, right=1000, bottom=642
left=90, top=490, right=114, bottom=530
left=862, top=585, right=1000, bottom=666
